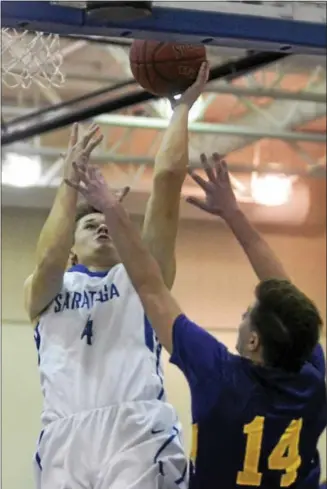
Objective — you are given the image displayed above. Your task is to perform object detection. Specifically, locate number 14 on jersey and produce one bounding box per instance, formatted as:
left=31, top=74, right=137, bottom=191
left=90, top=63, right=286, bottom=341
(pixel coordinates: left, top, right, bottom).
left=237, top=416, right=303, bottom=487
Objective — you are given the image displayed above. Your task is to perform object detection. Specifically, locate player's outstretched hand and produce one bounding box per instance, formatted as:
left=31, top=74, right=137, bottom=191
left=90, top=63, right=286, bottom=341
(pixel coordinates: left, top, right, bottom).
left=65, top=157, right=129, bottom=211
left=186, top=153, right=239, bottom=220
left=63, top=122, right=104, bottom=183
left=173, top=61, right=210, bottom=109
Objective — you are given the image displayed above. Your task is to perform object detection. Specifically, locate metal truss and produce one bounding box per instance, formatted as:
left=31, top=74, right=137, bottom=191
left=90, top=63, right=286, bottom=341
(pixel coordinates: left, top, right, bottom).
left=3, top=105, right=325, bottom=144
left=2, top=40, right=326, bottom=189
left=5, top=133, right=325, bottom=185
left=194, top=73, right=326, bottom=157
left=1, top=51, right=289, bottom=145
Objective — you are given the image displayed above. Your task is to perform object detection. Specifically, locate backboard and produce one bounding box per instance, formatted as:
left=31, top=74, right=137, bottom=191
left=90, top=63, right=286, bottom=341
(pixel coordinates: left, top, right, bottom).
left=1, top=1, right=326, bottom=54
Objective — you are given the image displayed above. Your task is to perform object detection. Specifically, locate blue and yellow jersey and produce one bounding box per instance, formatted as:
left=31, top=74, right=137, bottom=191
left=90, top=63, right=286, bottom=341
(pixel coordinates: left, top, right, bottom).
left=170, top=315, right=326, bottom=489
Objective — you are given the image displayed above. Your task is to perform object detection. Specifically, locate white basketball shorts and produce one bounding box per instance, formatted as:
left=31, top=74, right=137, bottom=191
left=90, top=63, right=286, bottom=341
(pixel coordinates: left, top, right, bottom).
left=33, top=400, right=188, bottom=489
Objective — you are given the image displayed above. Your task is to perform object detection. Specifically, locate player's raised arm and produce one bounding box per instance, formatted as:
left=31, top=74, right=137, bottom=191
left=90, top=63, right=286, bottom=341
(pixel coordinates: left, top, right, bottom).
left=24, top=124, right=103, bottom=321
left=187, top=153, right=289, bottom=282
left=142, top=62, right=209, bottom=289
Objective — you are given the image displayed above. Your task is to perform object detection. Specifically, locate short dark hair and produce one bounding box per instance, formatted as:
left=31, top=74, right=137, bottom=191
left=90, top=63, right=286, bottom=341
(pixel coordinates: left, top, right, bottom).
left=250, top=279, right=323, bottom=372
left=75, top=202, right=101, bottom=225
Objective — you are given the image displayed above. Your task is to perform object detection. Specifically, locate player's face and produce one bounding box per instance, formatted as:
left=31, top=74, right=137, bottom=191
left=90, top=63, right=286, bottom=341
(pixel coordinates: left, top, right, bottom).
left=73, top=212, right=120, bottom=266
left=236, top=303, right=260, bottom=359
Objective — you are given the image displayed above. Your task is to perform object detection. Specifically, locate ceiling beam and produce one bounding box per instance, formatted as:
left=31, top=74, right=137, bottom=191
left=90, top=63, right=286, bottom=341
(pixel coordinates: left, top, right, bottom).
left=198, top=77, right=326, bottom=155
left=207, top=84, right=326, bottom=103
left=5, top=144, right=325, bottom=178
left=95, top=114, right=325, bottom=143
left=1, top=52, right=288, bottom=146
left=3, top=109, right=324, bottom=143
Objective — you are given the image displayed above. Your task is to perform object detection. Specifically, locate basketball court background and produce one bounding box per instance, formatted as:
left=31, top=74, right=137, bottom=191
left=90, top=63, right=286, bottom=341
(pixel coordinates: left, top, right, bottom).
left=1, top=2, right=326, bottom=488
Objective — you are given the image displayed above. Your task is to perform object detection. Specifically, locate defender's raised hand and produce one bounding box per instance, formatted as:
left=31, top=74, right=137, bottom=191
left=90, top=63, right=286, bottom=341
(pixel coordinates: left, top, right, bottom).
left=63, top=123, right=103, bottom=183
left=187, top=153, right=239, bottom=220
left=65, top=158, right=129, bottom=210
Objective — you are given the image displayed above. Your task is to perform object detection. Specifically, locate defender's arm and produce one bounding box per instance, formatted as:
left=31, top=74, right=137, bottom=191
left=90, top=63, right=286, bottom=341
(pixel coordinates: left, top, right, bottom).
left=187, top=154, right=289, bottom=282
left=225, top=209, right=289, bottom=281
left=105, top=201, right=181, bottom=352
left=104, top=202, right=231, bottom=372
left=24, top=124, right=102, bottom=321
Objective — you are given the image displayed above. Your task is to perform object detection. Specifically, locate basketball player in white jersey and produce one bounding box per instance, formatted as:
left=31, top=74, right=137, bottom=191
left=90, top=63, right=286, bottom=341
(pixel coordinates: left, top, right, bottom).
left=24, top=62, right=209, bottom=489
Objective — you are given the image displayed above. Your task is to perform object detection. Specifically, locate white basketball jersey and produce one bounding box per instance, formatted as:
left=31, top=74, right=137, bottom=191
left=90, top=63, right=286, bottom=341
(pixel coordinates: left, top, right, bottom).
left=35, top=264, right=165, bottom=426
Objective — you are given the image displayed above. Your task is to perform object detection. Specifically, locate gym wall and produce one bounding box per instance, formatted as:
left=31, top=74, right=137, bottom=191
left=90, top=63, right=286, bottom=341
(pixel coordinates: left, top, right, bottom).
left=2, top=206, right=326, bottom=489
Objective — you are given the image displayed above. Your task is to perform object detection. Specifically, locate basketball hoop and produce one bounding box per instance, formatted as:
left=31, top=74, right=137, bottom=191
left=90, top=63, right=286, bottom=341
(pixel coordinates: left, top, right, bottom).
left=1, top=28, right=65, bottom=89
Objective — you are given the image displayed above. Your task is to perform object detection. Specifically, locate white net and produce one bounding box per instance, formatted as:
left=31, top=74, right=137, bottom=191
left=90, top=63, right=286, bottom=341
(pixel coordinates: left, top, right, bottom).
left=1, top=28, right=65, bottom=89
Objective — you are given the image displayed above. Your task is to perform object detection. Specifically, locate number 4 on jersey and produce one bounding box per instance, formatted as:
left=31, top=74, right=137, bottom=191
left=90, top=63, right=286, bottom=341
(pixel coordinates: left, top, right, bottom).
left=237, top=416, right=303, bottom=487
left=81, top=317, right=94, bottom=345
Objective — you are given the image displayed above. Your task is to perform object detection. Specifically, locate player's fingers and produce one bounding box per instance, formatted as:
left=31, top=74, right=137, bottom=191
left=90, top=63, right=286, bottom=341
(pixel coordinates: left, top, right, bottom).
left=194, top=61, right=209, bottom=87
left=73, top=154, right=88, bottom=172
left=186, top=196, right=213, bottom=214
left=220, top=158, right=229, bottom=174
left=64, top=178, right=84, bottom=194
left=201, top=153, right=215, bottom=182
left=118, top=186, right=130, bottom=202
left=82, top=124, right=100, bottom=149
left=69, top=123, right=79, bottom=148
left=85, top=122, right=98, bottom=137
left=168, top=97, right=177, bottom=109
left=88, top=165, right=102, bottom=183
left=212, top=153, right=223, bottom=179
left=83, top=125, right=100, bottom=148
left=188, top=169, right=210, bottom=191
left=204, top=62, right=210, bottom=83
left=84, top=133, right=104, bottom=158
left=195, top=61, right=207, bottom=80
left=212, top=152, right=223, bottom=165
left=76, top=151, right=88, bottom=164
left=215, top=157, right=230, bottom=183
left=221, top=160, right=231, bottom=183
left=196, top=61, right=210, bottom=85
left=72, top=161, right=90, bottom=185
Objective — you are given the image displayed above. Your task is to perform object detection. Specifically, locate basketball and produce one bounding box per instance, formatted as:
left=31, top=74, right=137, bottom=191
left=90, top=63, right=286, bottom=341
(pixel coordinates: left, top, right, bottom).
left=129, top=40, right=207, bottom=97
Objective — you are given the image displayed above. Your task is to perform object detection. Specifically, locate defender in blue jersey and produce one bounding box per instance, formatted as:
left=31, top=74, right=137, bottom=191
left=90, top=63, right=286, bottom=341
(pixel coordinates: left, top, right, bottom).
left=67, top=152, right=326, bottom=489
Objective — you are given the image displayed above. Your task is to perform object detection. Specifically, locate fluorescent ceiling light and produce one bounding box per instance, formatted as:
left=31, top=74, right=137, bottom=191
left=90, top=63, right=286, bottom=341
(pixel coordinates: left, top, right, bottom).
left=251, top=172, right=294, bottom=207
left=2, top=153, right=42, bottom=187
